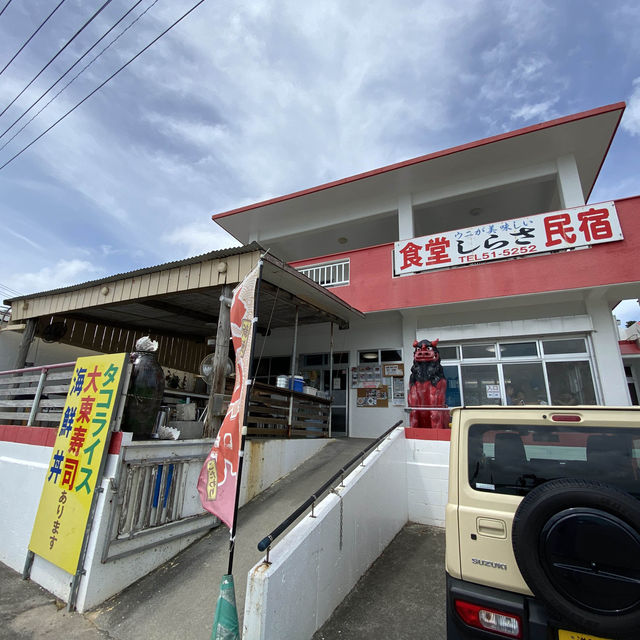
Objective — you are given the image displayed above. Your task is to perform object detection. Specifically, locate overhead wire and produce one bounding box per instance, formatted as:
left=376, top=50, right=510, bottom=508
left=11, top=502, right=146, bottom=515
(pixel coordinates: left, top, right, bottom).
left=0, top=0, right=14, bottom=18
left=0, top=0, right=206, bottom=172
left=0, top=0, right=147, bottom=142
left=0, top=0, right=160, bottom=153
left=0, top=0, right=114, bottom=119
left=0, top=0, right=66, bottom=76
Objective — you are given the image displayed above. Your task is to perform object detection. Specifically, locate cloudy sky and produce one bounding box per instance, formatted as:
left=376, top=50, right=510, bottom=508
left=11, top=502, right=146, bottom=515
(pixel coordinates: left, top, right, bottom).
left=0, top=0, right=639, bottom=321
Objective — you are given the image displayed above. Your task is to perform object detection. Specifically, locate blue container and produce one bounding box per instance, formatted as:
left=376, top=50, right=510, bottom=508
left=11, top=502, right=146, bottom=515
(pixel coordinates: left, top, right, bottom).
left=291, top=375, right=304, bottom=392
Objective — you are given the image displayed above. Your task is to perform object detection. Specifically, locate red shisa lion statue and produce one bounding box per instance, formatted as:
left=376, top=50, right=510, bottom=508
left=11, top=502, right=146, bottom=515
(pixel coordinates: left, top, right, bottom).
left=408, top=339, right=448, bottom=429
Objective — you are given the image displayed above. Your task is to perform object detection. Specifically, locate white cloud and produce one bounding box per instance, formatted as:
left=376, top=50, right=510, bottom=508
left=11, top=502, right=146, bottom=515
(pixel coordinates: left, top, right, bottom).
left=615, top=299, right=640, bottom=326
left=622, top=77, right=640, bottom=136
left=9, top=259, right=104, bottom=296
left=162, top=220, right=239, bottom=257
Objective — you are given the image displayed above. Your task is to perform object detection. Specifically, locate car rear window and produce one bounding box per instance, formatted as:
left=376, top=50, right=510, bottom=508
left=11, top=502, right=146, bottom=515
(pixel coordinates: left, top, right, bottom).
left=468, top=424, right=640, bottom=497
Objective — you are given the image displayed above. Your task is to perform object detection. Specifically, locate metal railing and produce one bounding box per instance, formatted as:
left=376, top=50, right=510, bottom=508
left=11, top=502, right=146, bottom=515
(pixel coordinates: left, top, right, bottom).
left=0, top=362, right=75, bottom=426
left=102, top=442, right=215, bottom=562
left=298, top=259, right=350, bottom=287
left=256, top=420, right=403, bottom=558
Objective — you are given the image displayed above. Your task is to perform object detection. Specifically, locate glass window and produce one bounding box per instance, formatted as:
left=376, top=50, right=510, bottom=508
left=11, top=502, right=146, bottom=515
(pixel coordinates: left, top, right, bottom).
left=499, top=342, right=537, bottom=358
left=462, top=343, right=496, bottom=359
left=468, top=424, right=640, bottom=498
left=303, top=354, right=326, bottom=367
left=333, top=352, right=349, bottom=365
left=542, top=338, right=587, bottom=355
left=546, top=361, right=596, bottom=405
left=461, top=364, right=501, bottom=405
left=381, top=349, right=402, bottom=362
left=438, top=345, right=458, bottom=360
left=443, top=365, right=461, bottom=406
left=503, top=363, right=548, bottom=405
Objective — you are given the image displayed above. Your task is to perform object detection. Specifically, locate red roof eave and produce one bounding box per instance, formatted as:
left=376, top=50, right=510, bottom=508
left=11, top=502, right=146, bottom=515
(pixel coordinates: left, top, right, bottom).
left=212, top=102, right=626, bottom=222
left=619, top=340, right=640, bottom=356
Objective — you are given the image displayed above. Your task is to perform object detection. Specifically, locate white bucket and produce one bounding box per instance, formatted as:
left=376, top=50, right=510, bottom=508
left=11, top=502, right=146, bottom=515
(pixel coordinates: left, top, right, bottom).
left=276, top=375, right=289, bottom=388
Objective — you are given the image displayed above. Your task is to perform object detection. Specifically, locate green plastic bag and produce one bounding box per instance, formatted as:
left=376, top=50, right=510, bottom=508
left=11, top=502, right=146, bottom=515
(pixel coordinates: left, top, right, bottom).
left=211, top=574, right=240, bottom=640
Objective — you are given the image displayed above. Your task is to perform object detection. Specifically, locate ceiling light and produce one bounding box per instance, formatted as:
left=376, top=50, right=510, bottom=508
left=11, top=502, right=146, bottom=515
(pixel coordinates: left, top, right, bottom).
left=338, top=237, right=348, bottom=244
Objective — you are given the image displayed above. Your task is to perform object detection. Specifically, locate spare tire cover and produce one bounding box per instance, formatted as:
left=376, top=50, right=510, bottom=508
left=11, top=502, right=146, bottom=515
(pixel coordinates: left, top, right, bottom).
left=512, top=478, right=640, bottom=638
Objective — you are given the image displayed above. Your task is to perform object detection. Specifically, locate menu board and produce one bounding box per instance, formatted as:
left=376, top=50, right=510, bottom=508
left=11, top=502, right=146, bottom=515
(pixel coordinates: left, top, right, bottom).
left=357, top=386, right=389, bottom=408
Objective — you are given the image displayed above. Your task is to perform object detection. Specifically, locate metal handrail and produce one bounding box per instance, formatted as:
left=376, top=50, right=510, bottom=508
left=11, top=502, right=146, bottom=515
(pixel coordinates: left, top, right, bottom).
left=0, top=361, right=75, bottom=376
left=256, top=420, right=403, bottom=553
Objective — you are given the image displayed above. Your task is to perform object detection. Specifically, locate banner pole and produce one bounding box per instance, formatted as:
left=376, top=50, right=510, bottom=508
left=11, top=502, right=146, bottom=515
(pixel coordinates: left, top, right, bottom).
left=226, top=259, right=264, bottom=576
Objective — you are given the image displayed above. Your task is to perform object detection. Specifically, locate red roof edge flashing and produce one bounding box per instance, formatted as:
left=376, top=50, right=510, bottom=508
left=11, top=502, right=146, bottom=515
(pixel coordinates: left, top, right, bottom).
left=212, top=102, right=626, bottom=222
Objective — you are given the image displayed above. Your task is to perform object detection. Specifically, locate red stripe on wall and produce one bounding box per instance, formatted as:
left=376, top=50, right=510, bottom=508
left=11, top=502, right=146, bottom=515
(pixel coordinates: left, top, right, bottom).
left=0, top=425, right=123, bottom=454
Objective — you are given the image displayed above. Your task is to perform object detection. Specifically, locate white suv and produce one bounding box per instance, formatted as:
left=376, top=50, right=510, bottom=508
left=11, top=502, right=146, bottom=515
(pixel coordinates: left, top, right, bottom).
left=446, top=406, right=640, bottom=640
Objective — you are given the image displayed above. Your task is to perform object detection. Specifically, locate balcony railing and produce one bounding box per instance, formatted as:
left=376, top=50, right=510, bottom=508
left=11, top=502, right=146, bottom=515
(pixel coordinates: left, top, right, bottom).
left=298, top=259, right=350, bottom=287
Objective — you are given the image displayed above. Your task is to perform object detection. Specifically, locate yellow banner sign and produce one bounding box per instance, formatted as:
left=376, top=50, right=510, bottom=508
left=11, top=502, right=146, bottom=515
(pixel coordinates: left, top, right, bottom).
left=29, top=353, right=127, bottom=574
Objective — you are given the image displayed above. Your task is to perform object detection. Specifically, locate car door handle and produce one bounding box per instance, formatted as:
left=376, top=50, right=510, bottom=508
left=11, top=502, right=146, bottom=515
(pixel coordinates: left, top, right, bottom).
left=477, top=518, right=507, bottom=538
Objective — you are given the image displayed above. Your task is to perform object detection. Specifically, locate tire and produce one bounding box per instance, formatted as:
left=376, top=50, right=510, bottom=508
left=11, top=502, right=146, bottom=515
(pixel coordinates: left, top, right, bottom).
left=512, top=478, right=640, bottom=638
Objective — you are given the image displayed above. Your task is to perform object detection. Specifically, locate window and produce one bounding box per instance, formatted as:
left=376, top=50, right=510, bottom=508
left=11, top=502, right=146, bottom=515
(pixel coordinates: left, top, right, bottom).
left=252, top=356, right=291, bottom=386
left=358, top=348, right=403, bottom=364
left=542, top=338, right=587, bottom=355
left=297, top=259, right=350, bottom=287
left=468, top=424, right=640, bottom=498
left=462, top=343, right=496, bottom=359
left=499, top=342, right=537, bottom=358
left=546, top=361, right=596, bottom=405
left=439, top=336, right=598, bottom=406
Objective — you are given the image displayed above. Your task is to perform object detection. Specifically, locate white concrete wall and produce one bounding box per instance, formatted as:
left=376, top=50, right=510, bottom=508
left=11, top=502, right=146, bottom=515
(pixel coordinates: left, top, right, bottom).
left=0, top=441, right=52, bottom=569
left=406, top=438, right=450, bottom=527
left=0, top=330, right=98, bottom=370
left=587, top=292, right=631, bottom=405
left=0, top=433, right=330, bottom=611
left=240, top=438, right=329, bottom=506
left=243, top=428, right=408, bottom=640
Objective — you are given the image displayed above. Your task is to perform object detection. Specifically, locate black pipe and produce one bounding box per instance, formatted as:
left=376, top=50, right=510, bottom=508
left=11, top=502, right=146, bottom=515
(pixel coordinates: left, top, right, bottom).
left=257, top=420, right=403, bottom=552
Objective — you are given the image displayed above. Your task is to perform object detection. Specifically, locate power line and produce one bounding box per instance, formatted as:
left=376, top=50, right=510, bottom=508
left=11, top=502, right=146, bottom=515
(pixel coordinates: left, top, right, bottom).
left=0, top=0, right=147, bottom=142
left=0, top=0, right=114, bottom=119
left=0, top=0, right=206, bottom=172
left=0, top=0, right=15, bottom=18
left=0, top=0, right=160, bottom=153
left=0, top=0, right=66, bottom=77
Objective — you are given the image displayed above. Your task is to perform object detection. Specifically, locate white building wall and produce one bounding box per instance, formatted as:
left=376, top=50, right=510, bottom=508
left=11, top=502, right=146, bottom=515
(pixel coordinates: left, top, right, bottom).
left=406, top=438, right=450, bottom=527
left=586, top=292, right=631, bottom=405
left=0, top=330, right=98, bottom=370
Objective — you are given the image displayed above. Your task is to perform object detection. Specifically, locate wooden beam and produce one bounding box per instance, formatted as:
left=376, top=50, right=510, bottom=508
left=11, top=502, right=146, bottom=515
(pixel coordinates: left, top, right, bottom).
left=204, top=284, right=232, bottom=438
left=138, top=299, right=219, bottom=325
left=13, top=318, right=37, bottom=368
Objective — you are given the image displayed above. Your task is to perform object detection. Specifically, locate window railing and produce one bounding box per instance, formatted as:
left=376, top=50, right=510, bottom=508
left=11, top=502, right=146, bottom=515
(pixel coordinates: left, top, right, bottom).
left=298, top=259, right=350, bottom=287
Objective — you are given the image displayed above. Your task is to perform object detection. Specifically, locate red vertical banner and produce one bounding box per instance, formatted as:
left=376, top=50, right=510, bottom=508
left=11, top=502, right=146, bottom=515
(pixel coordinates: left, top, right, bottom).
left=197, top=264, right=261, bottom=529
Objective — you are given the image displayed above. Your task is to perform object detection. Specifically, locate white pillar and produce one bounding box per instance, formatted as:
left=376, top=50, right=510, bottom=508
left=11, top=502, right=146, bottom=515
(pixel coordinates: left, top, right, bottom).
left=586, top=291, right=630, bottom=405
left=398, top=194, right=414, bottom=240
left=401, top=310, right=418, bottom=415
left=556, top=154, right=585, bottom=209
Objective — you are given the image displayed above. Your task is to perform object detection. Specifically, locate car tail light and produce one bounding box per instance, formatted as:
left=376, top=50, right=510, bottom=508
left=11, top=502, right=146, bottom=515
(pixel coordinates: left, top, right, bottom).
left=454, top=599, right=522, bottom=637
left=550, top=414, right=581, bottom=422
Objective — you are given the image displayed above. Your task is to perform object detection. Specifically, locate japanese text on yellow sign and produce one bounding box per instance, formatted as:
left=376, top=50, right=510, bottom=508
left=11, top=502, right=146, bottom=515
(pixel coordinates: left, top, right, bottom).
left=29, top=353, right=126, bottom=574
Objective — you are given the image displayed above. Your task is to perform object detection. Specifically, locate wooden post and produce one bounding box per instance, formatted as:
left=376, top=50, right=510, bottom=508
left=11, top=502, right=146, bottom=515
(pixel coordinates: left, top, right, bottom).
left=204, top=285, right=232, bottom=438
left=13, top=318, right=37, bottom=369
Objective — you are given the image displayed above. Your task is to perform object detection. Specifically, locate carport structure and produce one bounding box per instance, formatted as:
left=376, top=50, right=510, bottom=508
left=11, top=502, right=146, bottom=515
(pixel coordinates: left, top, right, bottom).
left=3, top=243, right=363, bottom=436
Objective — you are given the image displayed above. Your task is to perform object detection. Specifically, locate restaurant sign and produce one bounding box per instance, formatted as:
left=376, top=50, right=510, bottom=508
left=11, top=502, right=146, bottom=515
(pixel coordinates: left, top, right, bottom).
left=393, top=201, right=623, bottom=276
left=29, top=353, right=127, bottom=575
